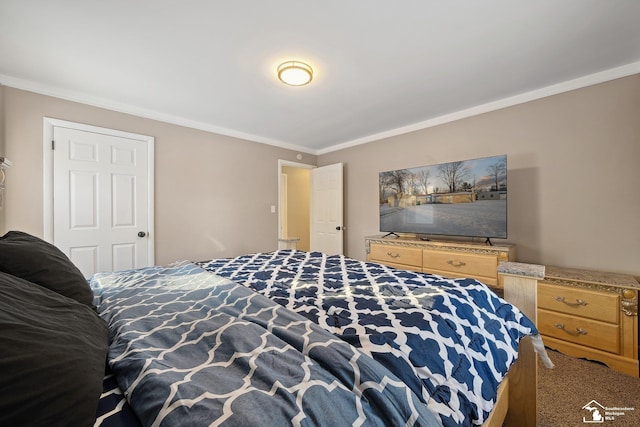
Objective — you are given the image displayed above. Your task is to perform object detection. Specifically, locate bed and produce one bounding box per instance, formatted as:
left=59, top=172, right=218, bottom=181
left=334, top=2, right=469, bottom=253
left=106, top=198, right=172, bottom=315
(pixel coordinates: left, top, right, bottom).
left=0, top=231, right=550, bottom=427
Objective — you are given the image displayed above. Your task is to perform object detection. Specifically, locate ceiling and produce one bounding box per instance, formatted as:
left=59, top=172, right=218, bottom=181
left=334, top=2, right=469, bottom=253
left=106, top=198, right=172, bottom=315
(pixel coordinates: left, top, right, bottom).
left=1, top=1, right=640, bottom=154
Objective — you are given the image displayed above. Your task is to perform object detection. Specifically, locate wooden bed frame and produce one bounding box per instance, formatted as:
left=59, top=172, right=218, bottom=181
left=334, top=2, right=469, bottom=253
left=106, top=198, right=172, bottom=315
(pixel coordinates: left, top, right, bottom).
left=483, top=267, right=541, bottom=427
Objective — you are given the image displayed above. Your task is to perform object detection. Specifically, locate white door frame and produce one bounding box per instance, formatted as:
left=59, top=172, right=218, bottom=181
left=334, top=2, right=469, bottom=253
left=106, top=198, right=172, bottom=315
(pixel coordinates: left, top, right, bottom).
left=279, top=172, right=288, bottom=238
left=43, top=117, right=155, bottom=265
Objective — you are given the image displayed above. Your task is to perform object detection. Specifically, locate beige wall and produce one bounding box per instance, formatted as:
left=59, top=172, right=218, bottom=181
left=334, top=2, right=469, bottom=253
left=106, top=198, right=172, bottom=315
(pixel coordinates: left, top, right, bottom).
left=318, top=75, right=640, bottom=277
left=0, top=85, right=5, bottom=231
left=1, top=87, right=316, bottom=264
left=282, top=166, right=311, bottom=251
left=3, top=75, right=639, bottom=277
left=0, top=85, right=5, bottom=152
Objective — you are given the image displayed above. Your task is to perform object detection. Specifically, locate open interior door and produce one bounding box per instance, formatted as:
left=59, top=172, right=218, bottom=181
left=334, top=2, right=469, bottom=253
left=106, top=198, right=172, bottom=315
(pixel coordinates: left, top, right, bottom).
left=310, top=163, right=343, bottom=255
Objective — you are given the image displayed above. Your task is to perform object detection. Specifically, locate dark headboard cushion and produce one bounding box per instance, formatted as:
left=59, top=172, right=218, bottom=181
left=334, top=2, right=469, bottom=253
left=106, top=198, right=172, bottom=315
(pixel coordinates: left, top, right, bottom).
left=0, top=271, right=109, bottom=426
left=0, top=230, right=94, bottom=307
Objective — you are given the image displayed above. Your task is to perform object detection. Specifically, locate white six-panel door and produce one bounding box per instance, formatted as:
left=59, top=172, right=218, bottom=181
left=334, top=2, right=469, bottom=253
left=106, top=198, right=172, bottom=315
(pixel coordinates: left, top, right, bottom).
left=44, top=119, right=154, bottom=277
left=310, top=163, right=343, bottom=255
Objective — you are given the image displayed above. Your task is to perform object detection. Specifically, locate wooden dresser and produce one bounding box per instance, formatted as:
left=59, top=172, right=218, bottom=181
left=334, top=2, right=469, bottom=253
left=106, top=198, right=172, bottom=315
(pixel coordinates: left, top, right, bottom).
left=537, top=266, right=639, bottom=376
left=364, top=235, right=515, bottom=288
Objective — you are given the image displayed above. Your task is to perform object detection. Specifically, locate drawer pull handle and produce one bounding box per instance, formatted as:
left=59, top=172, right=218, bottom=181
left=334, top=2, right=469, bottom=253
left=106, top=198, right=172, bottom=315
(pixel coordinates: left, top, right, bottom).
left=555, top=296, right=588, bottom=306
left=555, top=323, right=588, bottom=335
left=386, top=252, right=401, bottom=259
left=446, top=260, right=466, bottom=267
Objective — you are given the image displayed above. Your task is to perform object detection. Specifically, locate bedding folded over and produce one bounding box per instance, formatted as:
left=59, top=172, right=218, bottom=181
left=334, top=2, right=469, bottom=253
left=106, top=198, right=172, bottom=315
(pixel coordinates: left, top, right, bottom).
left=90, top=262, right=441, bottom=427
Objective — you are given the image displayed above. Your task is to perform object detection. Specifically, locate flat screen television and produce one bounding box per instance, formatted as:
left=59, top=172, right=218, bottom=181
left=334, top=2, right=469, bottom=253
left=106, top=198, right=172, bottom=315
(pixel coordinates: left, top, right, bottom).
left=379, top=154, right=507, bottom=241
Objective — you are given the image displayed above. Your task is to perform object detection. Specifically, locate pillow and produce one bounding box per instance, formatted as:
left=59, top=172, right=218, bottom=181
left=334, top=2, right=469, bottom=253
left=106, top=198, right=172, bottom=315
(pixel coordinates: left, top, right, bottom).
left=0, top=230, right=94, bottom=307
left=0, top=271, right=109, bottom=427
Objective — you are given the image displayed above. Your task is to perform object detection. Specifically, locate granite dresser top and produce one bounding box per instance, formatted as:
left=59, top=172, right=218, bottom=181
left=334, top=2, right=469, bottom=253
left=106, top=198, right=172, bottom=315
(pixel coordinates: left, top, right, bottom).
left=545, top=265, right=639, bottom=289
left=497, top=262, right=545, bottom=279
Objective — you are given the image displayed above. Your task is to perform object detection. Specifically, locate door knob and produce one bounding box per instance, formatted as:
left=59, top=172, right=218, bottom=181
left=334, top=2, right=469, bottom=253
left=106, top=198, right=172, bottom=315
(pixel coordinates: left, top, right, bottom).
left=138, top=231, right=147, bottom=238
left=336, top=226, right=341, bottom=231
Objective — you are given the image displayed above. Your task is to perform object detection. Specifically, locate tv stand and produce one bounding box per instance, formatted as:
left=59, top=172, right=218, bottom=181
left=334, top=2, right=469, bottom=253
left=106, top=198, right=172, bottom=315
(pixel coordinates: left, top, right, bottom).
left=381, top=231, right=400, bottom=238
left=485, top=237, right=493, bottom=246
left=365, top=235, right=515, bottom=289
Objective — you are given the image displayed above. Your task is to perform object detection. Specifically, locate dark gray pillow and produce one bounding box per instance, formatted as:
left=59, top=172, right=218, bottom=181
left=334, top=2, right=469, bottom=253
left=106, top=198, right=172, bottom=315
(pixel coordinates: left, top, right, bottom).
left=0, top=271, right=109, bottom=427
left=0, top=230, right=94, bottom=307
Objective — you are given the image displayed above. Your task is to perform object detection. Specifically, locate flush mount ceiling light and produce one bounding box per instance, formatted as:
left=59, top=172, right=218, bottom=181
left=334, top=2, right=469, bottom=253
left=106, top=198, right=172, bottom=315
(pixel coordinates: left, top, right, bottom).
left=277, top=61, right=313, bottom=86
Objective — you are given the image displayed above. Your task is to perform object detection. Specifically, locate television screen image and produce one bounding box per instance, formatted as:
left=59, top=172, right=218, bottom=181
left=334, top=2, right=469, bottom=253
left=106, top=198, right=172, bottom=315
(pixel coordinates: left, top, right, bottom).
left=379, top=154, right=507, bottom=239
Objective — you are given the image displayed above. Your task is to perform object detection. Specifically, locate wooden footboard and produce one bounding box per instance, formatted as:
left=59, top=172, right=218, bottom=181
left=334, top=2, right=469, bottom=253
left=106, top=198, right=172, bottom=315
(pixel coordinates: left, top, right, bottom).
left=482, top=377, right=509, bottom=427
left=485, top=263, right=544, bottom=427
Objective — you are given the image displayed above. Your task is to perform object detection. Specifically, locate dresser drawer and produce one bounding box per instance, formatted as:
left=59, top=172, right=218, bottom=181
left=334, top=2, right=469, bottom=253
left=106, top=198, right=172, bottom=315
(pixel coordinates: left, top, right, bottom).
left=423, top=249, right=497, bottom=279
left=538, top=282, right=619, bottom=323
left=369, top=244, right=423, bottom=269
left=538, top=308, right=619, bottom=353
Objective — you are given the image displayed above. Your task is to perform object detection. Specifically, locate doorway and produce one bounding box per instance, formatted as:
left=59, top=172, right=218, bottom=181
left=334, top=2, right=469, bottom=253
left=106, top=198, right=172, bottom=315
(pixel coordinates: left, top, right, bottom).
left=278, top=160, right=313, bottom=251
left=277, top=160, right=344, bottom=255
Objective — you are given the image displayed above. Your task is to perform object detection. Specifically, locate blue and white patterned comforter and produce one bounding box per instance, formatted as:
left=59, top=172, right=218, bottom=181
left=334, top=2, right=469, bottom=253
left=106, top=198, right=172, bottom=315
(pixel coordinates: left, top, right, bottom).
left=198, top=250, right=540, bottom=427
left=90, top=262, right=441, bottom=427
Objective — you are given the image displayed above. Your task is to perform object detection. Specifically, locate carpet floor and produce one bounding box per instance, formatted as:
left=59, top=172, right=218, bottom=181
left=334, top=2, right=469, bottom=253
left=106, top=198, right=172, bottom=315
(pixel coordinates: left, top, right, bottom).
left=537, top=349, right=640, bottom=426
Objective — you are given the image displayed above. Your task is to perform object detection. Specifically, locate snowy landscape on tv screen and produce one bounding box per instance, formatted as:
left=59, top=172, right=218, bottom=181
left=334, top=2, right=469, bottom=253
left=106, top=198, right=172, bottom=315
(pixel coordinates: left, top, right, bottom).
left=379, top=155, right=507, bottom=239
